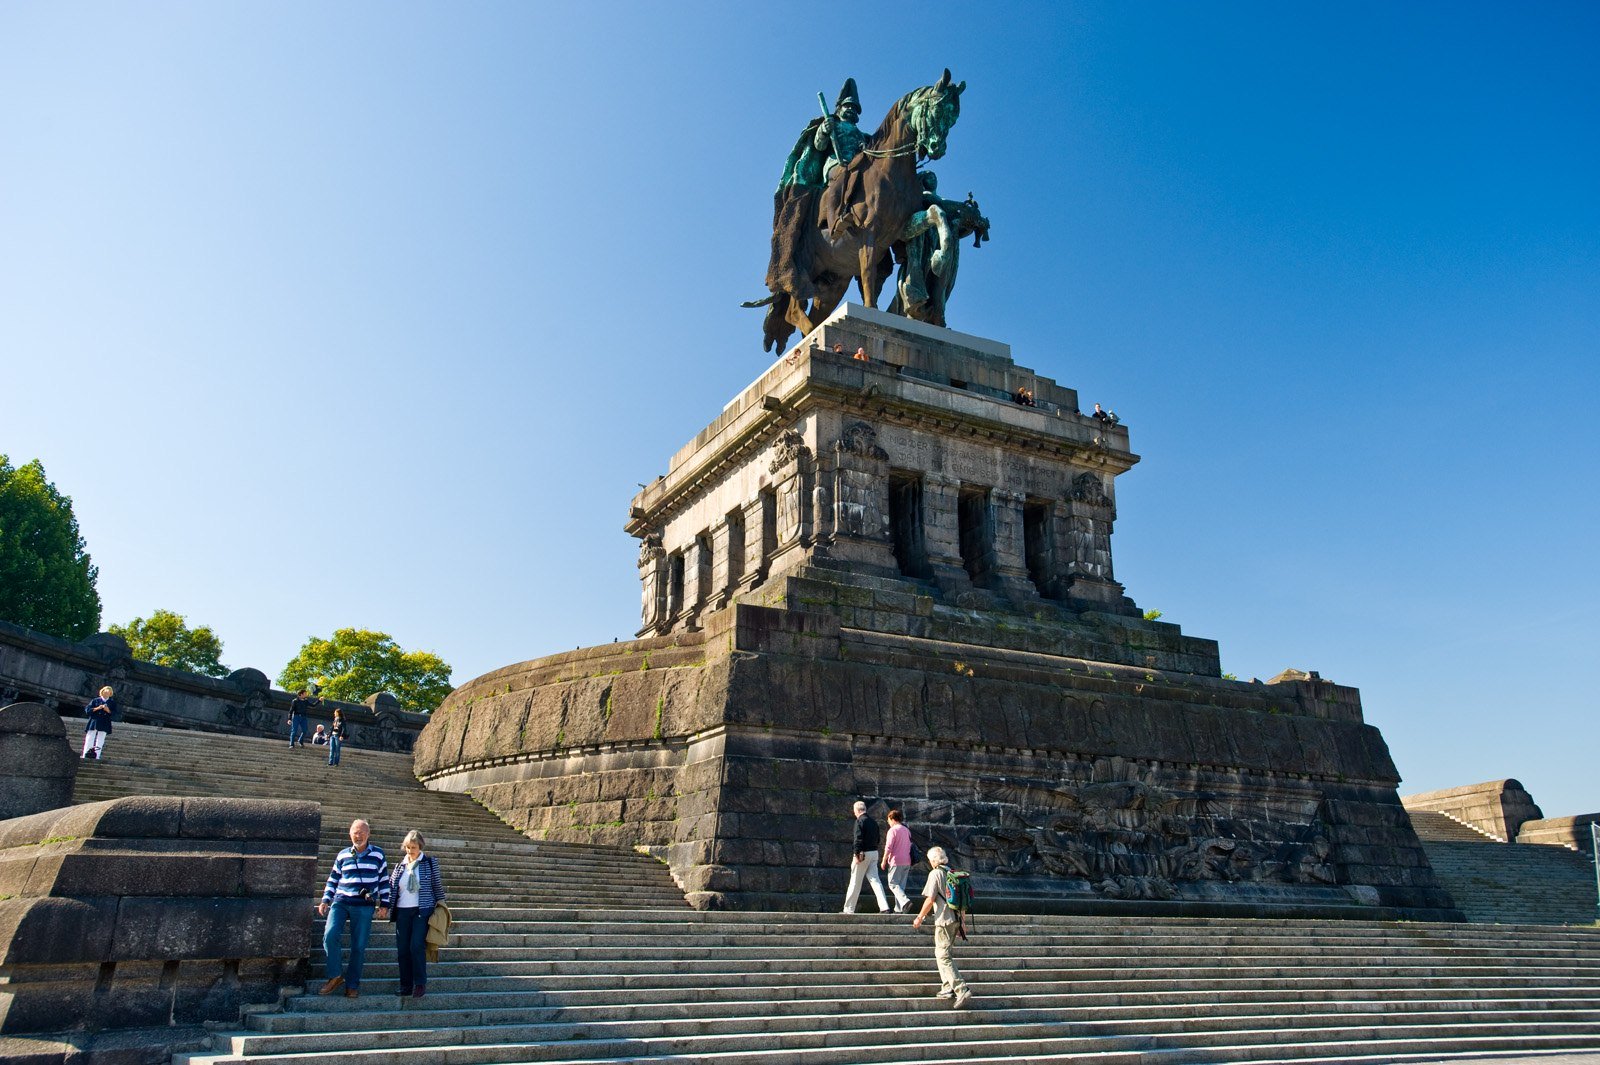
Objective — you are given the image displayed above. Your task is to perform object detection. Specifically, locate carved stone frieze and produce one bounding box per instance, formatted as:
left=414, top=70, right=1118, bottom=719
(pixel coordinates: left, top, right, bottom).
left=637, top=531, right=665, bottom=567
left=1069, top=471, right=1113, bottom=510
left=836, top=422, right=889, bottom=461
left=929, top=776, right=1337, bottom=898
left=769, top=429, right=810, bottom=473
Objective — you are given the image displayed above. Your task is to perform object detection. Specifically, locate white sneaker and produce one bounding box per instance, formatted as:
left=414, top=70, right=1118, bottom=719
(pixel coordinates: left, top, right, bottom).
left=935, top=989, right=954, bottom=999
left=953, top=988, right=972, bottom=1009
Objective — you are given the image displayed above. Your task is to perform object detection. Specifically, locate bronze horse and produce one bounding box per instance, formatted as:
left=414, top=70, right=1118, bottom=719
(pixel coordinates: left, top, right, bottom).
left=754, top=71, right=966, bottom=353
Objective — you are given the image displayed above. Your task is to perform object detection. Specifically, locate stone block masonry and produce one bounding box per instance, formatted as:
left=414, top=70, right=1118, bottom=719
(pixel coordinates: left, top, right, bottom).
left=0, top=796, right=320, bottom=1034
left=418, top=307, right=1459, bottom=921
left=0, top=620, right=427, bottom=753
left=419, top=603, right=1457, bottom=918
left=0, top=703, right=76, bottom=820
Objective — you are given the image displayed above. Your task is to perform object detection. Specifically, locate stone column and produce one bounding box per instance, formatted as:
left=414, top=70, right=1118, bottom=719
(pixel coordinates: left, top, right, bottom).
left=1062, top=471, right=1128, bottom=609
left=921, top=472, right=972, bottom=596
left=683, top=535, right=713, bottom=630
left=740, top=497, right=769, bottom=589
left=710, top=514, right=744, bottom=610
left=823, top=422, right=896, bottom=570
left=990, top=488, right=1040, bottom=603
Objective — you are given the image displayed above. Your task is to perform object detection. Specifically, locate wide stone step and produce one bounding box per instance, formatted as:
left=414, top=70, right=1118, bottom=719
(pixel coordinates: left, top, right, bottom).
left=248, top=989, right=1600, bottom=1034
left=277, top=969, right=1600, bottom=1013
left=226, top=1004, right=1600, bottom=1058
left=173, top=1018, right=1600, bottom=1065
left=76, top=722, right=1600, bottom=1065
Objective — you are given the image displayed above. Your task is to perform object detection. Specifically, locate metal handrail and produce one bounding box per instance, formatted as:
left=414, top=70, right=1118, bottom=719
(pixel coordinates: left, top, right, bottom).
left=1592, top=821, right=1599, bottom=921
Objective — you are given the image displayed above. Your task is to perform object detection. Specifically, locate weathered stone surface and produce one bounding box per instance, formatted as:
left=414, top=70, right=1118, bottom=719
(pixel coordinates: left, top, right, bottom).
left=0, top=703, right=75, bottom=820
left=1518, top=813, right=1600, bottom=853
left=1403, top=779, right=1545, bottom=843
left=422, top=602, right=1455, bottom=919
left=420, top=312, right=1456, bottom=921
left=0, top=797, right=320, bottom=1034
left=0, top=619, right=426, bottom=751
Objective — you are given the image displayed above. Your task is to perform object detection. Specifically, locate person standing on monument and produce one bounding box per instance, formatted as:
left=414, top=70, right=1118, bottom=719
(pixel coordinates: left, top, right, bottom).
left=327, top=708, right=345, bottom=767
left=843, top=800, right=892, bottom=913
left=288, top=687, right=321, bottom=749
left=912, top=845, right=972, bottom=1009
left=317, top=818, right=390, bottom=998
left=880, top=807, right=914, bottom=913
left=80, top=685, right=117, bottom=760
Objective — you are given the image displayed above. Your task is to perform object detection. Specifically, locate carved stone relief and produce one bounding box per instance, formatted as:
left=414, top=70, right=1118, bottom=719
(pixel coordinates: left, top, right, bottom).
left=1069, top=471, right=1113, bottom=511
left=769, top=429, right=809, bottom=473
left=926, top=776, right=1336, bottom=898
left=837, top=422, right=889, bottom=461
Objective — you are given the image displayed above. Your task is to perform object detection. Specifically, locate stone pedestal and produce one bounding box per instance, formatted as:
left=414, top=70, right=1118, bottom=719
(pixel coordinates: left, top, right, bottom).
left=0, top=704, right=75, bottom=819
left=416, top=307, right=1459, bottom=921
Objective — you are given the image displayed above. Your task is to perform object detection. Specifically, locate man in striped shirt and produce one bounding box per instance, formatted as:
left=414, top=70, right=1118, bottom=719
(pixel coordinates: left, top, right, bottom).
left=317, top=818, right=390, bottom=998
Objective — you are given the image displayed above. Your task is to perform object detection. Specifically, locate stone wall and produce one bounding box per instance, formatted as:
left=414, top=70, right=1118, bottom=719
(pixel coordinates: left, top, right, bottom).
left=1517, top=815, right=1599, bottom=854
left=0, top=796, right=319, bottom=1035
left=0, top=703, right=76, bottom=820
left=1402, top=780, right=1544, bottom=843
left=0, top=619, right=426, bottom=753
left=627, top=305, right=1142, bottom=639
left=418, top=603, right=1458, bottom=920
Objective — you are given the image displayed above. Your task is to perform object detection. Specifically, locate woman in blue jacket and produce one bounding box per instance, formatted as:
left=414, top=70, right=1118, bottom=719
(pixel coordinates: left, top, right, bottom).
left=81, top=686, right=117, bottom=759
left=387, top=829, right=446, bottom=997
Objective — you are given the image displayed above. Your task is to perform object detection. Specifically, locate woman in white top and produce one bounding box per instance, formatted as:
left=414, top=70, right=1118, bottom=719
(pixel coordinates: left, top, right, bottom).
left=386, top=829, right=446, bottom=997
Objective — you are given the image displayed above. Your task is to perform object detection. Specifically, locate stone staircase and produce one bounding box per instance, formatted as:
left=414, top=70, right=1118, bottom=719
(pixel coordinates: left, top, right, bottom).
left=1410, top=811, right=1599, bottom=926
left=71, top=723, right=689, bottom=912
left=71, top=723, right=1600, bottom=1065
left=1409, top=810, right=1506, bottom=843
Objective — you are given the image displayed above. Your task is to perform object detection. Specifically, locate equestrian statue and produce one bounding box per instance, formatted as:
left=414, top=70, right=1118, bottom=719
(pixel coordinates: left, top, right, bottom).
left=744, top=70, right=991, bottom=354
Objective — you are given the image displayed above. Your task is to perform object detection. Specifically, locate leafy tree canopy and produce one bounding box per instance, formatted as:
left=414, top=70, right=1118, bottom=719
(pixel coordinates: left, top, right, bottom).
left=277, top=628, right=453, bottom=713
left=0, top=454, right=101, bottom=641
left=109, top=608, right=228, bottom=677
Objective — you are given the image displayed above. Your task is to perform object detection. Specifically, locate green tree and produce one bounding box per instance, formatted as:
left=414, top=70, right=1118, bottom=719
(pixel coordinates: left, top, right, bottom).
left=277, top=628, right=453, bottom=713
left=109, top=608, right=228, bottom=677
left=0, top=454, right=101, bottom=640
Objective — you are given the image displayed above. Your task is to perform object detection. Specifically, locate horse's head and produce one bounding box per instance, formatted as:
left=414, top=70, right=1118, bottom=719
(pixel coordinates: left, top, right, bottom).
left=908, top=69, right=965, bottom=160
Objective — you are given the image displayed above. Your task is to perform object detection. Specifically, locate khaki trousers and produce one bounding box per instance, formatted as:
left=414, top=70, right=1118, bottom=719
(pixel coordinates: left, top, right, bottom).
left=934, top=922, right=969, bottom=995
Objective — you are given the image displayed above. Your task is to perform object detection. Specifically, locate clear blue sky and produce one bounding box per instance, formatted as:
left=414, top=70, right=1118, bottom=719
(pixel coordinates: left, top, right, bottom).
left=3, top=3, right=1596, bottom=817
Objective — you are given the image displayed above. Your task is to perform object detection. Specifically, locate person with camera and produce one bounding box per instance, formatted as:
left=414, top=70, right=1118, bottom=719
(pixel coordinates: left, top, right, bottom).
left=288, top=686, right=322, bottom=749
left=317, top=818, right=390, bottom=998
left=80, top=685, right=117, bottom=760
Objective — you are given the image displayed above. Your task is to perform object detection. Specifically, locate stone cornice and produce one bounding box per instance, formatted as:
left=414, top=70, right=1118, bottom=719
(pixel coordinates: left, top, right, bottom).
left=625, top=347, right=1140, bottom=536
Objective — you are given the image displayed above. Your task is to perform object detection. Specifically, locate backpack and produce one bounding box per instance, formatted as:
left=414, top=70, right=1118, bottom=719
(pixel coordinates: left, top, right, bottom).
left=944, top=868, right=974, bottom=939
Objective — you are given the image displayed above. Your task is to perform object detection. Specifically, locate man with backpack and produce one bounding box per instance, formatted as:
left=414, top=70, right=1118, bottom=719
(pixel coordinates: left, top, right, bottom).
left=911, top=845, right=972, bottom=1009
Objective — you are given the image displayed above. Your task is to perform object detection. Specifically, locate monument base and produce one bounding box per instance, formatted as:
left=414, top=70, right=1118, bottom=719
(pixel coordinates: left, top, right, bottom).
left=415, top=308, right=1458, bottom=921
left=415, top=601, right=1459, bottom=921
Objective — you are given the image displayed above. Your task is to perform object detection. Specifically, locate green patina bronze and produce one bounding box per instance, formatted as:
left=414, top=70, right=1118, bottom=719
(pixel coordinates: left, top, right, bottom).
left=748, top=70, right=991, bottom=352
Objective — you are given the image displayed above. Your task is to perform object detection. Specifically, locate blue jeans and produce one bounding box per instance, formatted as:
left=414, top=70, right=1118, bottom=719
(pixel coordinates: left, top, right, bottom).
left=322, top=901, right=375, bottom=989
left=328, top=735, right=342, bottom=765
left=395, top=906, right=432, bottom=992
left=289, top=715, right=308, bottom=747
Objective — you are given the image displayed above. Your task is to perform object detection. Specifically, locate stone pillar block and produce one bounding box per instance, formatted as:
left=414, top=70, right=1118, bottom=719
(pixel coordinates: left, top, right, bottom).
left=990, top=488, right=1041, bottom=603
left=921, top=473, right=972, bottom=595
left=0, top=703, right=75, bottom=820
